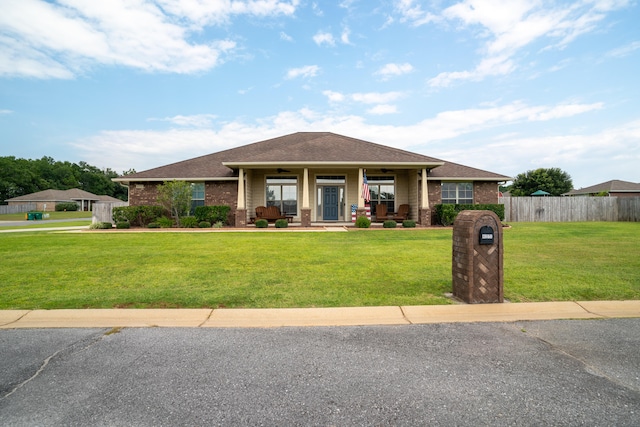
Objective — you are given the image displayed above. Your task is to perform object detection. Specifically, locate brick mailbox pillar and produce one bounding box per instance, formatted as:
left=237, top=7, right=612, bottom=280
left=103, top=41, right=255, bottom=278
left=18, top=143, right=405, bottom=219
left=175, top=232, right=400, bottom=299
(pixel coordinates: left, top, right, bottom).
left=452, top=210, right=503, bottom=304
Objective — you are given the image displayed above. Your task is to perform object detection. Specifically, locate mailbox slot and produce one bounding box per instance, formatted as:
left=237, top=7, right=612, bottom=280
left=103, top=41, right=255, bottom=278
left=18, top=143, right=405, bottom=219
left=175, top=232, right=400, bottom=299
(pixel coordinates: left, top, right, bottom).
left=479, top=225, right=494, bottom=245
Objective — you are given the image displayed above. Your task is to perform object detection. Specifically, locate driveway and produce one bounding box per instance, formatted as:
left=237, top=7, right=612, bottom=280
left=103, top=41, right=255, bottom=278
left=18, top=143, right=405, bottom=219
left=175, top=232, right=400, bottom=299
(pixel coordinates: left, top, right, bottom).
left=1, top=319, right=639, bottom=426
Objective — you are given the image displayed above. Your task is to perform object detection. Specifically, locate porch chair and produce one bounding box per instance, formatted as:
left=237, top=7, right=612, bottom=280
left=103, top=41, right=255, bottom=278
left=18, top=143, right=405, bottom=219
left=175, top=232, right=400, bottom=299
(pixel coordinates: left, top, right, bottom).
left=392, top=204, right=410, bottom=222
left=255, top=206, right=267, bottom=221
left=375, top=204, right=389, bottom=222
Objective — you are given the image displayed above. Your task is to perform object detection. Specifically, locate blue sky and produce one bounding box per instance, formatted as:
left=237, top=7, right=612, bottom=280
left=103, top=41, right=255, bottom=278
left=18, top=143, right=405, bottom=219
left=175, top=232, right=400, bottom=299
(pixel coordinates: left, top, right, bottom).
left=1, top=0, right=638, bottom=189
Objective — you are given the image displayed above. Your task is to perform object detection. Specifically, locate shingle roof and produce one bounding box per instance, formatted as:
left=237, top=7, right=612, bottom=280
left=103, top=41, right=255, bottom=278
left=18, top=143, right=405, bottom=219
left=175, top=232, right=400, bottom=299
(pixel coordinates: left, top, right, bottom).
left=222, top=132, right=443, bottom=163
left=115, top=132, right=511, bottom=182
left=5, top=188, right=102, bottom=202
left=428, top=159, right=511, bottom=181
left=95, top=195, right=125, bottom=203
left=564, top=180, right=640, bottom=195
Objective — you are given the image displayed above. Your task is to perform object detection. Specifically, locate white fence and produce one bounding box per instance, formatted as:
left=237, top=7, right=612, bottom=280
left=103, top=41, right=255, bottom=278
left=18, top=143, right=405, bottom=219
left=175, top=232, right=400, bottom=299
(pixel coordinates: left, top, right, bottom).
left=0, top=203, right=37, bottom=215
left=501, top=197, right=639, bottom=222
left=92, top=201, right=128, bottom=224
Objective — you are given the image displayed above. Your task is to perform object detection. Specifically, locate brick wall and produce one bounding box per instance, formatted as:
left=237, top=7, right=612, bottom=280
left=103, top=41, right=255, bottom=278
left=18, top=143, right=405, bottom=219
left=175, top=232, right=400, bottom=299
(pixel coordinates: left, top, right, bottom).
left=128, top=181, right=238, bottom=208
left=474, top=182, right=500, bottom=204
left=128, top=182, right=160, bottom=206
left=205, top=182, right=238, bottom=208
left=127, top=181, right=239, bottom=225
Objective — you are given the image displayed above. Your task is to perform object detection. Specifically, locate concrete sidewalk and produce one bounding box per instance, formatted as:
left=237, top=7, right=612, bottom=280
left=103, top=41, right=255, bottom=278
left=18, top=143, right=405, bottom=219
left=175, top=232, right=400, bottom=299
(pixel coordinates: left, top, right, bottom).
left=1, top=301, right=638, bottom=329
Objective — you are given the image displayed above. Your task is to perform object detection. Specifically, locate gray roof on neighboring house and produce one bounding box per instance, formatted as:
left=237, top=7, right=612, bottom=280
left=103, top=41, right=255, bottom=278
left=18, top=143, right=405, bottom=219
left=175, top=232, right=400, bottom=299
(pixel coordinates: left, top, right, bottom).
left=114, top=132, right=511, bottom=182
left=95, top=195, right=125, bottom=203
left=5, top=189, right=112, bottom=203
left=564, top=180, right=640, bottom=196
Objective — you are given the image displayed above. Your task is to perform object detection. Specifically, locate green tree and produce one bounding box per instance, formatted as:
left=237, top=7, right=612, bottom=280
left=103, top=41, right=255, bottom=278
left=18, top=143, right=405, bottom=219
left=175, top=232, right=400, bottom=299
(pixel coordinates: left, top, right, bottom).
left=510, top=168, right=573, bottom=196
left=0, top=157, right=40, bottom=202
left=0, top=156, right=132, bottom=203
left=156, top=180, right=192, bottom=227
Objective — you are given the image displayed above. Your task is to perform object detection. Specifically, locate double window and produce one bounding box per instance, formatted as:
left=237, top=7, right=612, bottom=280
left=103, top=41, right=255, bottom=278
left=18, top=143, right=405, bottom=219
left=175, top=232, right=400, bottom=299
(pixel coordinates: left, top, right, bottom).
left=368, top=176, right=395, bottom=215
left=266, top=177, right=298, bottom=215
left=442, top=182, right=473, bottom=204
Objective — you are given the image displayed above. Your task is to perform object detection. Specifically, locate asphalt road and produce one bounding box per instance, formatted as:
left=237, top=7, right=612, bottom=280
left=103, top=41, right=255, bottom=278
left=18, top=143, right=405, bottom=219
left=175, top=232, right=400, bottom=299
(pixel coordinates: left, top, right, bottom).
left=0, top=218, right=90, bottom=228
left=1, top=319, right=639, bottom=426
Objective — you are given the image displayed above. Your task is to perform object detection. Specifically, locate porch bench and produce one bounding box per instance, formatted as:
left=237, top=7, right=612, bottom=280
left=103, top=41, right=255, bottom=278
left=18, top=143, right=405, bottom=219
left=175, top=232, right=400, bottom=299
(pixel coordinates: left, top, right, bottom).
left=255, top=206, right=287, bottom=222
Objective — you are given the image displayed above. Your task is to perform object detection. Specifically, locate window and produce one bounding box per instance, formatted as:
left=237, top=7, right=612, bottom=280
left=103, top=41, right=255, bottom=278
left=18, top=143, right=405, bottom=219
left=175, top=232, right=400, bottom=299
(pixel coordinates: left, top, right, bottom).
left=442, top=182, right=473, bottom=204
left=266, top=177, right=297, bottom=215
left=191, top=182, right=205, bottom=212
left=368, top=176, right=395, bottom=215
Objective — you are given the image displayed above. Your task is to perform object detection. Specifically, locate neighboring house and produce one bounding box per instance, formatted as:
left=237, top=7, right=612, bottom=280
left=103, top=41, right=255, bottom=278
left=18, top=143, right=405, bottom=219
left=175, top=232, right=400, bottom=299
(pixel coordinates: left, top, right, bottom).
left=113, top=132, right=511, bottom=226
left=5, top=189, right=123, bottom=212
left=564, top=180, right=640, bottom=198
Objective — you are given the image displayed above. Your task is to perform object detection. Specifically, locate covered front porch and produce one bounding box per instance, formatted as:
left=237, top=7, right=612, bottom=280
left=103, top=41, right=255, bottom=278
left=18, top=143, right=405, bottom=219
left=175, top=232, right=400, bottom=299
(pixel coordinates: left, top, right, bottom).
left=226, top=162, right=440, bottom=227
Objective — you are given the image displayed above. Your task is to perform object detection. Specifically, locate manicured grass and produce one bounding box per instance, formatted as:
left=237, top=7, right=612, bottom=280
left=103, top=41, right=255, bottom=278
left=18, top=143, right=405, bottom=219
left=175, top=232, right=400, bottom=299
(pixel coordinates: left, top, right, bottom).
left=503, top=222, right=640, bottom=302
left=0, top=223, right=638, bottom=309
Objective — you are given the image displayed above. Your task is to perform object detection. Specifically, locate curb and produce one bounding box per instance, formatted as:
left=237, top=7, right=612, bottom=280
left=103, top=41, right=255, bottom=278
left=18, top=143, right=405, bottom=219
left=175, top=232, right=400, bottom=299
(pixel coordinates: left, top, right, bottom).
left=1, top=301, right=639, bottom=329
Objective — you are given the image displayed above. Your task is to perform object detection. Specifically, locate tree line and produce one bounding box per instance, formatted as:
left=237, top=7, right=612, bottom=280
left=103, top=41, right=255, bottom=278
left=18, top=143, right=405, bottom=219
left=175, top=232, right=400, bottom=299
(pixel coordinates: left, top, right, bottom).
left=0, top=156, right=132, bottom=204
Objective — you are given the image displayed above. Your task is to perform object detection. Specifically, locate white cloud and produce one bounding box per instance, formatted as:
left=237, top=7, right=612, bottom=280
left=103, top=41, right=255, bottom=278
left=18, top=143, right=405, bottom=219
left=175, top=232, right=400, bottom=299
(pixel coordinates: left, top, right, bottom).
left=155, top=0, right=299, bottom=26
left=607, top=40, right=640, bottom=58
left=395, top=0, right=439, bottom=26
left=148, top=114, right=217, bottom=128
left=351, top=91, right=405, bottom=104
left=311, top=2, right=324, bottom=17
left=0, top=34, right=75, bottom=79
left=341, top=27, right=351, bottom=44
left=367, top=104, right=398, bottom=115
left=438, top=119, right=640, bottom=188
left=323, top=90, right=405, bottom=105
left=313, top=31, right=336, bottom=46
left=72, top=100, right=607, bottom=175
left=286, top=65, right=320, bottom=79
left=0, top=0, right=301, bottom=79
left=428, top=0, right=630, bottom=87
left=374, top=62, right=414, bottom=80
left=428, top=55, right=515, bottom=87
left=526, top=103, right=604, bottom=121
left=280, top=31, right=293, bottom=42
left=0, top=109, right=13, bottom=115
left=322, top=90, right=345, bottom=102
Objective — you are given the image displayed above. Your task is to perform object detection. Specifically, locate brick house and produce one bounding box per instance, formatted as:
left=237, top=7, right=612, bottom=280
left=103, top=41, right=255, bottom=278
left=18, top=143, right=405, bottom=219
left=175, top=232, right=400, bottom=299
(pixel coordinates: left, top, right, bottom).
left=5, top=188, right=122, bottom=212
left=564, top=180, right=640, bottom=198
left=113, top=132, right=511, bottom=226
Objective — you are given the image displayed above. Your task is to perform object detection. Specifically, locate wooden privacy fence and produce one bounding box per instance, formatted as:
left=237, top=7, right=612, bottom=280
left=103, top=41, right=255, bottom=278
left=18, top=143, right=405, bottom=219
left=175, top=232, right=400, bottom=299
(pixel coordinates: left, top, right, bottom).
left=0, top=203, right=37, bottom=215
left=501, top=197, right=640, bottom=222
left=618, top=197, right=640, bottom=222
left=92, top=201, right=128, bottom=224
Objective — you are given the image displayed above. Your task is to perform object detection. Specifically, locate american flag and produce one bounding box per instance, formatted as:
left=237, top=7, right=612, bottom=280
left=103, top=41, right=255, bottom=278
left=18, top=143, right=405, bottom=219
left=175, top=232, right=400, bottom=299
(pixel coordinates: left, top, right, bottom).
left=362, top=170, right=371, bottom=203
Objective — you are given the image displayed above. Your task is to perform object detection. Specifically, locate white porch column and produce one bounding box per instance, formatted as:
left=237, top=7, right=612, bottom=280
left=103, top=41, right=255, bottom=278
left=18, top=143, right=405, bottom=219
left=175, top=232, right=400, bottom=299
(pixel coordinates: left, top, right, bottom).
left=302, top=168, right=310, bottom=208
left=421, top=168, right=429, bottom=209
left=301, top=168, right=311, bottom=226
left=358, top=168, right=364, bottom=207
left=237, top=168, right=245, bottom=209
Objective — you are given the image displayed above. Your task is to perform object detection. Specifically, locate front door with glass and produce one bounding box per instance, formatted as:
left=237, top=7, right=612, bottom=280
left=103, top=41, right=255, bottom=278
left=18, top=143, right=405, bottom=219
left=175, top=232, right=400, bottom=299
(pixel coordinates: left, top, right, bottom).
left=322, top=186, right=339, bottom=220
left=317, top=176, right=346, bottom=222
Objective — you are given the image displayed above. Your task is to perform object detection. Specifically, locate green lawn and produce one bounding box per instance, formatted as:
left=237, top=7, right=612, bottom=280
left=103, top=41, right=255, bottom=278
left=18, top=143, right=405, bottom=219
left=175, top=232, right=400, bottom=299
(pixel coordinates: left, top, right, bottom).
left=0, top=222, right=638, bottom=309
